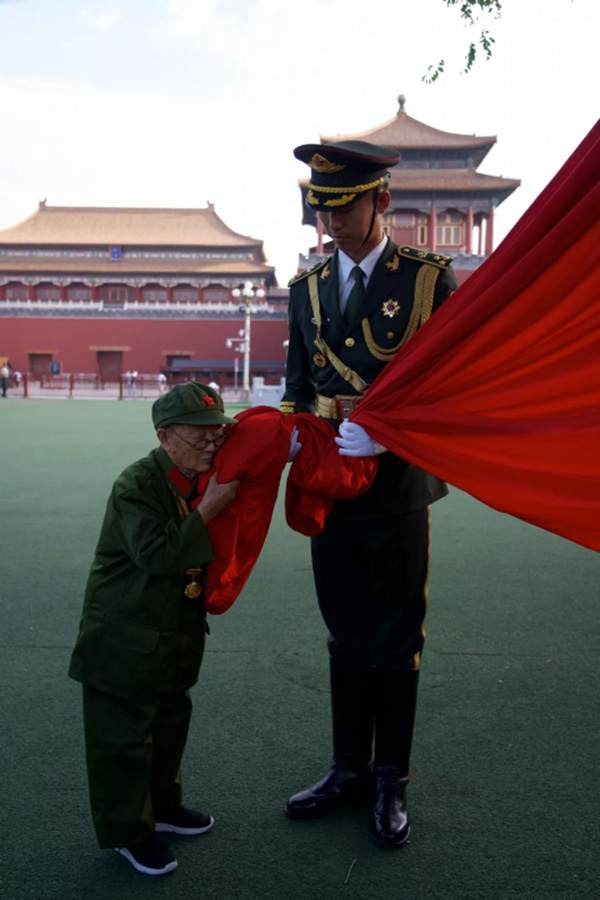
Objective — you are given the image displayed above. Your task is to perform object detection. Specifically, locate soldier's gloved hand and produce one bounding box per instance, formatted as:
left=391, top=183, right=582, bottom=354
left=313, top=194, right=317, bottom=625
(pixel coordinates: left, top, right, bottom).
left=288, top=426, right=302, bottom=461
left=335, top=419, right=387, bottom=457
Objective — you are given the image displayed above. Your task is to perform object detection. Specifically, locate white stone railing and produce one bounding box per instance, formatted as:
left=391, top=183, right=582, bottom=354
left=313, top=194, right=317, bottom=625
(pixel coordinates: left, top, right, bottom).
left=1, top=299, right=104, bottom=310
left=121, top=301, right=277, bottom=313
left=0, top=299, right=283, bottom=313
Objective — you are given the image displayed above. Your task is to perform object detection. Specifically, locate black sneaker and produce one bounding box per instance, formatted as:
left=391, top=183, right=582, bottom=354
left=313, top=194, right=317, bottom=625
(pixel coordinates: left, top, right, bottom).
left=115, top=835, right=177, bottom=875
left=155, top=804, right=214, bottom=835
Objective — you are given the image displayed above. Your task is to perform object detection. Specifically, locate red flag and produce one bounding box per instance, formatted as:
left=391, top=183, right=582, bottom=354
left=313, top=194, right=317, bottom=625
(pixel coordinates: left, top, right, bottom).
left=352, top=121, right=600, bottom=552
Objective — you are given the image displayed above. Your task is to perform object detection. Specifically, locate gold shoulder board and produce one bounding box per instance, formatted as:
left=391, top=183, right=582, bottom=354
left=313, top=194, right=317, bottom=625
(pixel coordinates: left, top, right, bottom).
left=288, top=256, right=331, bottom=287
left=398, top=246, right=452, bottom=269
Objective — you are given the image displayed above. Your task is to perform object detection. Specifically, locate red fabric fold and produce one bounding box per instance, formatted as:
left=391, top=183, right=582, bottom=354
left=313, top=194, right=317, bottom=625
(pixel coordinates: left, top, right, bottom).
left=351, top=120, right=600, bottom=552
left=284, top=414, right=377, bottom=535
left=196, top=407, right=292, bottom=614
left=198, top=409, right=375, bottom=612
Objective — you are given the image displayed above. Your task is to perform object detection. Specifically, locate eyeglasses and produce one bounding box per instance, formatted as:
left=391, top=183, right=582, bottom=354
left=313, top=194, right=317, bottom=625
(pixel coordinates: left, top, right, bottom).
left=171, top=427, right=228, bottom=451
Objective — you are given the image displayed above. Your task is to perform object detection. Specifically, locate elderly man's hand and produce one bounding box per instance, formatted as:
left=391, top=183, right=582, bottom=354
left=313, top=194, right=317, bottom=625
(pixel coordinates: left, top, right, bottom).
left=196, top=473, right=240, bottom=524
left=335, top=419, right=388, bottom=457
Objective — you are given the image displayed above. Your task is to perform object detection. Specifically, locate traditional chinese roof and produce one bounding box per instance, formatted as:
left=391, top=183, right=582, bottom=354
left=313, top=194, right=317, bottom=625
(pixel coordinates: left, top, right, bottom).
left=298, top=96, right=520, bottom=228
left=0, top=203, right=266, bottom=256
left=0, top=255, right=274, bottom=279
left=321, top=95, right=497, bottom=167
left=387, top=167, right=520, bottom=193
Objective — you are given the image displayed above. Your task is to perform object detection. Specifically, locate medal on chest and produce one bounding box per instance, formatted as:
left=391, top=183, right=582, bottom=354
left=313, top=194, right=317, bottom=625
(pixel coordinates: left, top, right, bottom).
left=381, top=299, right=401, bottom=318
left=184, top=568, right=204, bottom=599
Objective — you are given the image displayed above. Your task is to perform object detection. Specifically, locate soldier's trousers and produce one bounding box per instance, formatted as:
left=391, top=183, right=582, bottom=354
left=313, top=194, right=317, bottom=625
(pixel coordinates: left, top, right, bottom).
left=82, top=685, right=193, bottom=848
left=311, top=506, right=430, bottom=669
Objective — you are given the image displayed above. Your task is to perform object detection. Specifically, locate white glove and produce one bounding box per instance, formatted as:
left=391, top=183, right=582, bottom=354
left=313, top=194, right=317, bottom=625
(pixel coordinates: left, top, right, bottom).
left=335, top=419, right=387, bottom=457
left=288, top=426, right=302, bottom=461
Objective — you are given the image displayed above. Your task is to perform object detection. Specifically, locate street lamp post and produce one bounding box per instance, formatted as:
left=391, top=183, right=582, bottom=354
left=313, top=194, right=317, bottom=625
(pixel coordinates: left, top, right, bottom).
left=228, top=281, right=265, bottom=402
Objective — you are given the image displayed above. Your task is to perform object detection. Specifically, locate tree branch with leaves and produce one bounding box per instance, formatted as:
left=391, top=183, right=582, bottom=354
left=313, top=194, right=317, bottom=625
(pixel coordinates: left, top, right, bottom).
left=423, top=0, right=502, bottom=83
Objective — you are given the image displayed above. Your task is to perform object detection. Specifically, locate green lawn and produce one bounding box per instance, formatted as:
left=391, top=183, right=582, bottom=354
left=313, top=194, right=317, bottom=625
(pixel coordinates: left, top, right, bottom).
left=1, top=399, right=598, bottom=899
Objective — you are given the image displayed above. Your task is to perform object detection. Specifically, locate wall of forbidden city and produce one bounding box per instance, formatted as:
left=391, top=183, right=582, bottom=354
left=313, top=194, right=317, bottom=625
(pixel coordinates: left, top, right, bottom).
left=0, top=315, right=290, bottom=377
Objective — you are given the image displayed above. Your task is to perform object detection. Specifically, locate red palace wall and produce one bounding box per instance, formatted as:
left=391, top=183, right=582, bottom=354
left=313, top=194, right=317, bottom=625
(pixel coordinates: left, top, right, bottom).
left=2, top=272, right=475, bottom=374
left=1, top=317, right=290, bottom=375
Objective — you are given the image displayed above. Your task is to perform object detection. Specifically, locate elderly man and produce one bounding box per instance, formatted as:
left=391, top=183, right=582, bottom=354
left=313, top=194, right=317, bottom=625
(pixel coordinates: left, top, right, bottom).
left=69, top=382, right=239, bottom=876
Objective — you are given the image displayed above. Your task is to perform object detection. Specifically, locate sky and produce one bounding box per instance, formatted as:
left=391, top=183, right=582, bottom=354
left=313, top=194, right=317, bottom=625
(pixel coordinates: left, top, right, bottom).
left=0, top=0, right=598, bottom=284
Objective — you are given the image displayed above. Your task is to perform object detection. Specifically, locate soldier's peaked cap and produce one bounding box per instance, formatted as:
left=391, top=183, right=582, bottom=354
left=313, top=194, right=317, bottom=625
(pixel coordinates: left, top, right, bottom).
left=294, top=140, right=401, bottom=211
left=152, top=382, right=237, bottom=429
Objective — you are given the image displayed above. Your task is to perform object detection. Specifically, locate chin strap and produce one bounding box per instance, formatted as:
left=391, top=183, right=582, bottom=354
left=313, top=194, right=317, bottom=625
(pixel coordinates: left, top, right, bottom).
left=360, top=188, right=381, bottom=248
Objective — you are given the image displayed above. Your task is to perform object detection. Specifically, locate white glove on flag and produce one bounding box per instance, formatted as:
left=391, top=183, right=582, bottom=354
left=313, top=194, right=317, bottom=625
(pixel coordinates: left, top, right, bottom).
left=335, top=419, right=387, bottom=457
left=288, top=426, right=302, bottom=461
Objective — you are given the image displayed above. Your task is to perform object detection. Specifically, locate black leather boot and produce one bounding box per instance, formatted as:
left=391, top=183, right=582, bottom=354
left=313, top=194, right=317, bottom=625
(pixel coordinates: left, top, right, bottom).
left=372, top=668, right=419, bottom=847
left=285, top=657, right=374, bottom=819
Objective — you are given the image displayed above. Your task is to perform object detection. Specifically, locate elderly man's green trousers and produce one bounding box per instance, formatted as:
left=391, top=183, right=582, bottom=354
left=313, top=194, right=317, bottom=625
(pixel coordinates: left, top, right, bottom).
left=82, top=685, right=192, bottom=848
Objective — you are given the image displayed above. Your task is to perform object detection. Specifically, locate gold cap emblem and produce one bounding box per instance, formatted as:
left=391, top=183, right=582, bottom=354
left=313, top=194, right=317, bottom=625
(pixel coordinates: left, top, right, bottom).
left=309, top=153, right=346, bottom=173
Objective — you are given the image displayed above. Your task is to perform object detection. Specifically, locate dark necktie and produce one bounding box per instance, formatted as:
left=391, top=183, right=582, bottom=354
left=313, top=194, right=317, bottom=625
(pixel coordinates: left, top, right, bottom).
left=345, top=265, right=365, bottom=320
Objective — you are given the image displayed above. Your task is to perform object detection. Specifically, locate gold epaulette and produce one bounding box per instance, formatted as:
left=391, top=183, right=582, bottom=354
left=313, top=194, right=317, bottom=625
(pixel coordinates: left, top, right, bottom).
left=279, top=401, right=295, bottom=414
left=397, top=246, right=452, bottom=269
left=288, top=256, right=331, bottom=287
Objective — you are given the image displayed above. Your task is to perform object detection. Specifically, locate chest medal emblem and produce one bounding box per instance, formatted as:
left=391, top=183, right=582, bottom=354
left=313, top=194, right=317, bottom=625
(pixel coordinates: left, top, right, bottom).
left=184, top=568, right=203, bottom=599
left=382, top=299, right=401, bottom=318
left=313, top=352, right=328, bottom=368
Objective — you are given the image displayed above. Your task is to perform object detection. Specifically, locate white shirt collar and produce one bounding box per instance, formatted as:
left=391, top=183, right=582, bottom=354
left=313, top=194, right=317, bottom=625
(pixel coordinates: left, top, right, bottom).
left=337, top=233, right=388, bottom=287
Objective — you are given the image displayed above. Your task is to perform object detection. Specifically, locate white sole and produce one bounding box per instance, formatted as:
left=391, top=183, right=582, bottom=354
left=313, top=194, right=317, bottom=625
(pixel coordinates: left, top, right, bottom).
left=115, top=847, right=178, bottom=875
left=155, top=815, right=214, bottom=835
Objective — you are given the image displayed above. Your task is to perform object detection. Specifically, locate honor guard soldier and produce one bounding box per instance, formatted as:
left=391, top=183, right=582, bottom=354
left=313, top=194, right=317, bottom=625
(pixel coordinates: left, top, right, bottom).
left=69, top=383, right=239, bottom=875
left=281, top=141, right=458, bottom=846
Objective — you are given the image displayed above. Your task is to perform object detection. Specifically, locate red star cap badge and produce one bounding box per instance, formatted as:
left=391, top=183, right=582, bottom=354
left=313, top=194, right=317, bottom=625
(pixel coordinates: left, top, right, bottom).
left=204, top=395, right=216, bottom=406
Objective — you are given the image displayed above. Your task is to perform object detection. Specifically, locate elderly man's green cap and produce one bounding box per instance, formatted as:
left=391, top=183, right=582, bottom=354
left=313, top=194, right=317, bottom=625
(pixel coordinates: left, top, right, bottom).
left=152, top=382, right=237, bottom=429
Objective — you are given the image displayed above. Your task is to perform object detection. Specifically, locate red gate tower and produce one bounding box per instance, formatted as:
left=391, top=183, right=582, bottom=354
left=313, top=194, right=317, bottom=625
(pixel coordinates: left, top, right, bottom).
left=298, top=95, right=520, bottom=285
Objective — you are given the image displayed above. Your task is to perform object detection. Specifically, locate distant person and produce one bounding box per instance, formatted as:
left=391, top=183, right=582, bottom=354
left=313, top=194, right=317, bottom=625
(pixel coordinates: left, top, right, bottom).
left=13, top=369, right=21, bottom=388
left=157, top=372, right=168, bottom=394
left=68, top=383, right=240, bottom=876
left=1, top=363, right=9, bottom=397
left=125, top=368, right=138, bottom=397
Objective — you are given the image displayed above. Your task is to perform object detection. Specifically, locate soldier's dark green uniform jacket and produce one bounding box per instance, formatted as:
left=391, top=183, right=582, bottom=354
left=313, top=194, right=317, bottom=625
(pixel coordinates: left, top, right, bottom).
left=281, top=239, right=459, bottom=519
left=68, top=445, right=214, bottom=700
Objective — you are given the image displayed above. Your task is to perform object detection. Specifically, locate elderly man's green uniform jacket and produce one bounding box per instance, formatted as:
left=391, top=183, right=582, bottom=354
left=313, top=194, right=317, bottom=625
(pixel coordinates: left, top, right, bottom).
left=69, top=446, right=214, bottom=701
